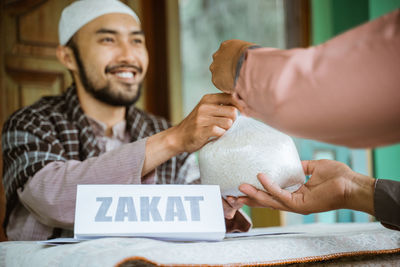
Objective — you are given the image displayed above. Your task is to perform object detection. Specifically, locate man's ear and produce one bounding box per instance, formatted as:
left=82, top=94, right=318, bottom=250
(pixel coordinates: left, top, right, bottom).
left=56, top=45, right=78, bottom=71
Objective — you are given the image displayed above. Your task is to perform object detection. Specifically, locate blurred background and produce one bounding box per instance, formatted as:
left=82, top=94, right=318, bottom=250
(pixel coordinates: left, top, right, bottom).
left=1, top=0, right=399, bottom=241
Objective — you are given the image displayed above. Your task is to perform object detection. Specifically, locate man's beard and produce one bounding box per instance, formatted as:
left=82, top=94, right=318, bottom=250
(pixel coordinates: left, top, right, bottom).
left=71, top=45, right=142, bottom=107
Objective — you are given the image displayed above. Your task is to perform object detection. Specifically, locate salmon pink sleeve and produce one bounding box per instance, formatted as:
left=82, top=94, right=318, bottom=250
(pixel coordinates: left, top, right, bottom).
left=235, top=9, right=400, bottom=148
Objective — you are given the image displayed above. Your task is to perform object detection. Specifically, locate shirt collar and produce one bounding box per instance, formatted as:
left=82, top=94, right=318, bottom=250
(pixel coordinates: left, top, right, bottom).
left=86, top=116, right=127, bottom=141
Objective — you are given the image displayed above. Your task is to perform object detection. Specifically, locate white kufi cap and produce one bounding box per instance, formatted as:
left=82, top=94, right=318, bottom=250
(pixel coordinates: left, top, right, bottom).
left=59, top=0, right=140, bottom=45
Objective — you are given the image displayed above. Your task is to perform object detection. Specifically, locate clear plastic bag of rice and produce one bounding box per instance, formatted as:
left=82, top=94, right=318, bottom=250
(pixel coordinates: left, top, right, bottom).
left=198, top=116, right=305, bottom=197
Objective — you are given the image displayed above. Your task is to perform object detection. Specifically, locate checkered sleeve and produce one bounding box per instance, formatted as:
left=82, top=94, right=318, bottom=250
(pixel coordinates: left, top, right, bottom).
left=2, top=108, right=67, bottom=226
left=174, top=153, right=201, bottom=185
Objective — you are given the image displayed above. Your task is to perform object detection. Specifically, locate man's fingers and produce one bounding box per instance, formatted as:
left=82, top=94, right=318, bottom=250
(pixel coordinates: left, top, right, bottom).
left=212, top=105, right=237, bottom=120
left=226, top=196, right=244, bottom=210
left=208, top=117, right=234, bottom=130
left=199, top=94, right=245, bottom=115
left=232, top=93, right=246, bottom=113
left=238, top=183, right=288, bottom=211
left=257, top=173, right=293, bottom=205
left=209, top=62, right=215, bottom=72
left=205, top=125, right=226, bottom=139
left=238, top=183, right=258, bottom=196
left=200, top=93, right=236, bottom=106
left=302, top=160, right=316, bottom=176
left=212, top=51, right=219, bottom=60
left=222, top=198, right=236, bottom=219
left=198, top=102, right=237, bottom=120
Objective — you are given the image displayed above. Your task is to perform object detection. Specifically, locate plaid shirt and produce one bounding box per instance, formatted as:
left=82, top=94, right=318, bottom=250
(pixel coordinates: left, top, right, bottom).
left=2, top=85, right=199, bottom=233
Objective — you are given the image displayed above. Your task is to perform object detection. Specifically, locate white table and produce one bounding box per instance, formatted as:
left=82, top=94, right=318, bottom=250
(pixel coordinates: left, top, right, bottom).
left=1, top=223, right=399, bottom=266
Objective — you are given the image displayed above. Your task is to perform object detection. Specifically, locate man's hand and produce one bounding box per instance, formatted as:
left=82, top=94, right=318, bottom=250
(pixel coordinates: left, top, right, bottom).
left=223, top=196, right=252, bottom=233
left=223, top=196, right=244, bottom=219
left=209, top=39, right=255, bottom=94
left=170, top=93, right=237, bottom=154
left=237, top=160, right=376, bottom=216
left=142, top=93, right=237, bottom=176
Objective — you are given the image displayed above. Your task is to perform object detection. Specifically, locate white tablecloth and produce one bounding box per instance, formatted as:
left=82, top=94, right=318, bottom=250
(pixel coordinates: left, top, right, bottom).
left=1, top=222, right=400, bottom=266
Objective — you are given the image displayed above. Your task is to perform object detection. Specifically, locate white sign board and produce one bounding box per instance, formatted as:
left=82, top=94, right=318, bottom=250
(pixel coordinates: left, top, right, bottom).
left=74, top=184, right=226, bottom=241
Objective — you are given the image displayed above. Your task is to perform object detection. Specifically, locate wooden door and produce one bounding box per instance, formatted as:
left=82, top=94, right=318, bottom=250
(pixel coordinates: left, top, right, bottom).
left=1, top=0, right=77, bottom=241
left=0, top=0, right=173, bottom=241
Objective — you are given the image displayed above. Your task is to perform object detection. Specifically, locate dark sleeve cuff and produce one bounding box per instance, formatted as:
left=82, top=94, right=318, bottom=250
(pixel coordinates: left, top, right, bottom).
left=225, top=210, right=252, bottom=233
left=234, top=45, right=262, bottom=86
left=374, top=178, right=400, bottom=230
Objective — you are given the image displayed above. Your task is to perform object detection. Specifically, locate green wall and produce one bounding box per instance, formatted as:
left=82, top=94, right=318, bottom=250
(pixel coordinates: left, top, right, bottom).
left=369, top=0, right=400, bottom=181
left=311, top=0, right=400, bottom=181
left=308, top=0, right=371, bottom=224
left=311, top=0, right=369, bottom=45
left=374, top=145, right=400, bottom=181
left=369, top=0, right=400, bottom=19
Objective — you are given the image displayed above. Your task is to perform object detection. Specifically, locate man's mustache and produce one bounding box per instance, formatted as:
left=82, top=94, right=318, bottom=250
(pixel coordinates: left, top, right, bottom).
left=105, top=64, right=143, bottom=74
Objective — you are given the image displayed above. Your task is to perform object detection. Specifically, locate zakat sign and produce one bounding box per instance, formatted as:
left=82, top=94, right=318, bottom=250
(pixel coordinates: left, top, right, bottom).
left=74, top=184, right=226, bottom=241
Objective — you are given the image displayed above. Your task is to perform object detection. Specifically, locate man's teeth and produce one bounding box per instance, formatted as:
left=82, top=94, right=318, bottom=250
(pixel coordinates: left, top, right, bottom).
left=115, top=72, right=134, bottom=78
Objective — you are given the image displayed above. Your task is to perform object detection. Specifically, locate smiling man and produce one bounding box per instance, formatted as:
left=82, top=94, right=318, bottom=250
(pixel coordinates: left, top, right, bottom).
left=1, top=0, right=250, bottom=241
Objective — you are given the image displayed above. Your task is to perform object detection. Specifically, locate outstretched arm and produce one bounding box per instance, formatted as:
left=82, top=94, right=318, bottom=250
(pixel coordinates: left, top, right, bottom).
left=237, top=160, right=375, bottom=216
left=210, top=10, right=400, bottom=148
left=142, top=93, right=237, bottom=176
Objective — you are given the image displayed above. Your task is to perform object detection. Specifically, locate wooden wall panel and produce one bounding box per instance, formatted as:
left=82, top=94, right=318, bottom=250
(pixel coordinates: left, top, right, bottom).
left=3, top=0, right=73, bottom=116
left=165, top=0, right=183, bottom=125
left=0, top=0, right=170, bottom=241
left=284, top=0, right=311, bottom=48
left=19, top=1, right=66, bottom=45
left=0, top=0, right=75, bottom=241
left=141, top=0, right=170, bottom=120
left=0, top=0, right=6, bottom=243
